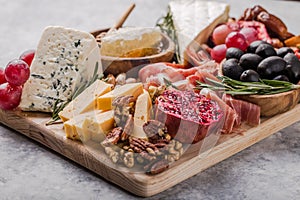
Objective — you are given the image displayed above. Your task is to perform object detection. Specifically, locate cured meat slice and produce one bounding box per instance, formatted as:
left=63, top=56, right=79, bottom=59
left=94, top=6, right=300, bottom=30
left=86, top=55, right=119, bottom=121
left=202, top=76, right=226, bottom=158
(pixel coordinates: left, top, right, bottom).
left=139, top=63, right=185, bottom=89
left=200, top=89, right=237, bottom=134
left=139, top=62, right=219, bottom=89
left=223, top=94, right=260, bottom=126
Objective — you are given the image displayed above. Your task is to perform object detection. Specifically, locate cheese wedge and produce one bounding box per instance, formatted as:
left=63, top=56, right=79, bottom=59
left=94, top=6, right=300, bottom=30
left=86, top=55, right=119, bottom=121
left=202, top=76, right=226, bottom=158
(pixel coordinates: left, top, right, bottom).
left=132, top=90, right=152, bottom=138
left=64, top=110, right=102, bottom=141
left=59, top=80, right=112, bottom=122
left=81, top=110, right=115, bottom=142
left=19, top=26, right=102, bottom=112
left=169, top=0, right=230, bottom=64
left=97, top=83, right=143, bottom=111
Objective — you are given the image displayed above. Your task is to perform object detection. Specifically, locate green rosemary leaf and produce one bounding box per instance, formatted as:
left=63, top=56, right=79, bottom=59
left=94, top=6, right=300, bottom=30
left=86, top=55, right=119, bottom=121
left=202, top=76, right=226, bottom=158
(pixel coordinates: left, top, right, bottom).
left=163, top=78, right=179, bottom=90
left=156, top=8, right=181, bottom=63
left=196, top=75, right=297, bottom=96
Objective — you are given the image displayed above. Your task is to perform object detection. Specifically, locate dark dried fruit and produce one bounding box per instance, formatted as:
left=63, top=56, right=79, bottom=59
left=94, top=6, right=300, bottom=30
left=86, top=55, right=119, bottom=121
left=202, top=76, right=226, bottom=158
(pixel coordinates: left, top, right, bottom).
left=155, top=90, right=223, bottom=144
left=143, top=120, right=166, bottom=137
left=113, top=95, right=135, bottom=128
left=226, top=47, right=244, bottom=60
left=256, top=11, right=292, bottom=40
left=145, top=159, right=169, bottom=175
left=240, top=69, right=260, bottom=82
left=101, top=127, right=123, bottom=146
left=222, top=58, right=244, bottom=80
left=277, top=47, right=294, bottom=58
left=239, top=53, right=263, bottom=70
left=143, top=120, right=170, bottom=144
left=257, top=56, right=286, bottom=78
left=121, top=115, right=133, bottom=141
left=247, top=40, right=268, bottom=53
left=240, top=5, right=267, bottom=21
left=255, top=43, right=277, bottom=58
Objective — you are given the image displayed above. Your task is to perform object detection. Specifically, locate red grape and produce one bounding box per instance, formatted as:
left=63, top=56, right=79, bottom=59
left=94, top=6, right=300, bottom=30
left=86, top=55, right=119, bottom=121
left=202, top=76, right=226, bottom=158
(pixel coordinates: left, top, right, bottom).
left=239, top=27, right=258, bottom=44
left=0, top=68, right=6, bottom=84
left=19, top=49, right=35, bottom=66
left=212, top=24, right=232, bottom=45
left=225, top=31, right=248, bottom=51
left=227, top=21, right=240, bottom=31
left=0, top=83, right=22, bottom=110
left=211, top=44, right=227, bottom=63
left=5, top=59, right=30, bottom=86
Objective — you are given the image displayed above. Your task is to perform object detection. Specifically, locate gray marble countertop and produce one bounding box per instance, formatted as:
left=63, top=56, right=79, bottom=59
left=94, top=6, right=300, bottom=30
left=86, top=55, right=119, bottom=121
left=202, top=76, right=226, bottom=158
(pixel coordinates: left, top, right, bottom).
left=0, top=0, right=300, bottom=199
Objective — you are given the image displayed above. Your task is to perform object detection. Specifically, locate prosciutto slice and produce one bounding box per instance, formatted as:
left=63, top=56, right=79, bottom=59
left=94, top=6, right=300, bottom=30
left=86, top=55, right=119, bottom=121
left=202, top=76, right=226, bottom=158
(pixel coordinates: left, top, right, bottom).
left=138, top=61, right=219, bottom=89
left=222, top=94, right=260, bottom=126
left=200, top=89, right=238, bottom=134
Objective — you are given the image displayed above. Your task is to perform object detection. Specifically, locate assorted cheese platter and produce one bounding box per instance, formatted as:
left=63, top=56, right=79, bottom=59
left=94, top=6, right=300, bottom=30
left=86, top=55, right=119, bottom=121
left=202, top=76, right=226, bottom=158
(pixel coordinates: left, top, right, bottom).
left=1, top=0, right=300, bottom=197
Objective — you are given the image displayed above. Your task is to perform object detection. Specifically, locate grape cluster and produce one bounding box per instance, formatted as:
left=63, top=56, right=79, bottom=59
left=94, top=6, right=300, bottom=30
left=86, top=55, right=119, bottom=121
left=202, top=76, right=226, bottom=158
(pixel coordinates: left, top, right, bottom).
left=0, top=50, right=35, bottom=110
left=211, top=24, right=258, bottom=62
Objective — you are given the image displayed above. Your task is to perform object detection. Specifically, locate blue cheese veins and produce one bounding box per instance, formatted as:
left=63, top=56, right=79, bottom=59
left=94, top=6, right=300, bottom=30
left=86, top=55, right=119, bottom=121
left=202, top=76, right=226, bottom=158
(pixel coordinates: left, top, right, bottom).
left=19, top=26, right=102, bottom=112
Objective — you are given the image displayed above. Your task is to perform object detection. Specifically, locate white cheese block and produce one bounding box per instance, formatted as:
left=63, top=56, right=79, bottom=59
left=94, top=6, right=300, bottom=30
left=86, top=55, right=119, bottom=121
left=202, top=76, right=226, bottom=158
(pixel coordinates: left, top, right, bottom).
left=58, top=80, right=112, bottom=122
left=169, top=0, right=230, bottom=64
left=19, top=26, right=102, bottom=112
left=132, top=90, right=152, bottom=138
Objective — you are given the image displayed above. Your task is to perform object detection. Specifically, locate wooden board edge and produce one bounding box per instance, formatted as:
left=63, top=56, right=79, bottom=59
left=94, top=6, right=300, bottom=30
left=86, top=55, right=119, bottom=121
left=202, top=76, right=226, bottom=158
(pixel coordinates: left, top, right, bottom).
left=134, top=104, right=300, bottom=196
left=1, top=105, right=300, bottom=197
left=0, top=110, right=150, bottom=196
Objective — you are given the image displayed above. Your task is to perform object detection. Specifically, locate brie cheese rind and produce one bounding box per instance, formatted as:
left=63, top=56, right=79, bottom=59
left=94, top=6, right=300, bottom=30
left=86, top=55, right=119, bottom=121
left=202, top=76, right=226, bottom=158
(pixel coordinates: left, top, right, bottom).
left=19, top=26, right=102, bottom=112
left=169, top=0, right=230, bottom=64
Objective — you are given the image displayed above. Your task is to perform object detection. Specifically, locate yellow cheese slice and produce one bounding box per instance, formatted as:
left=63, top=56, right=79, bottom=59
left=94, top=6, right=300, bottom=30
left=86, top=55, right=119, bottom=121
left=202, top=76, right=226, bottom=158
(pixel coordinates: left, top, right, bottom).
left=96, top=83, right=143, bottom=111
left=64, top=110, right=102, bottom=141
left=59, top=80, right=112, bottom=122
left=132, top=90, right=152, bottom=138
left=81, top=110, right=115, bottom=142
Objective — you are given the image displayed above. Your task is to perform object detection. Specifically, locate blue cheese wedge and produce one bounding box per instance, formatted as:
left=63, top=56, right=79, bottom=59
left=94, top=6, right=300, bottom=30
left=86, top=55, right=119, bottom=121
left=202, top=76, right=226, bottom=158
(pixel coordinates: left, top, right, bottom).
left=19, top=26, right=102, bottom=112
left=169, top=0, right=230, bottom=64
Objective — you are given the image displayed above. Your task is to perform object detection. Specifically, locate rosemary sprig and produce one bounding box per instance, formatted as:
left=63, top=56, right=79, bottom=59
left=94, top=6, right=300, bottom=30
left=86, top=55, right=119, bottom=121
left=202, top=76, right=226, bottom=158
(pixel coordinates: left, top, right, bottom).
left=163, top=77, right=179, bottom=90
left=195, top=76, right=300, bottom=95
left=46, top=62, right=102, bottom=125
left=156, top=8, right=181, bottom=63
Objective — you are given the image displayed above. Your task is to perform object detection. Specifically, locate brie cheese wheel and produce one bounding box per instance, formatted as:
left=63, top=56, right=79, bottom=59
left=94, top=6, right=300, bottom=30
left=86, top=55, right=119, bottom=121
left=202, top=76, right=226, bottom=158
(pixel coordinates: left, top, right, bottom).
left=100, top=27, right=162, bottom=57
left=169, top=0, right=230, bottom=64
left=19, top=26, right=102, bottom=112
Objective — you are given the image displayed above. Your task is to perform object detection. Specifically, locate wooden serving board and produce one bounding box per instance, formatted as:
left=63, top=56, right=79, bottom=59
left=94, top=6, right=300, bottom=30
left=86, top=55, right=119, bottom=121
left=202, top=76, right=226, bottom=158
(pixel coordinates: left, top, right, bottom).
left=1, top=106, right=300, bottom=197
